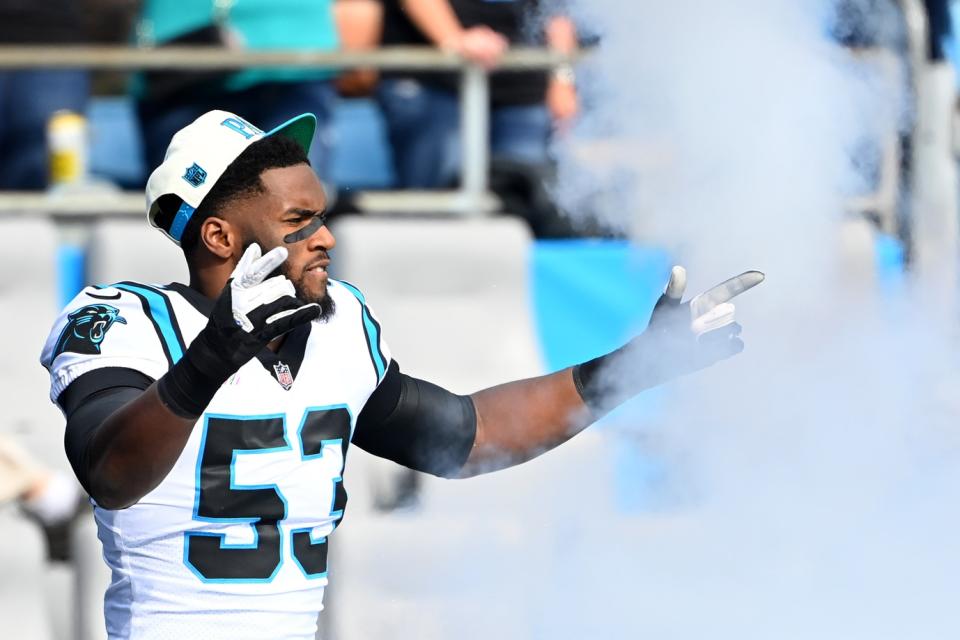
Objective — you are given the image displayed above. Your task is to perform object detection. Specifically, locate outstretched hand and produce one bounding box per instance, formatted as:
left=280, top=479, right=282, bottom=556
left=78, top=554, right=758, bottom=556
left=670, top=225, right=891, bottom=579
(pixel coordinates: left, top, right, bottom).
left=647, top=265, right=764, bottom=374
left=573, top=265, right=764, bottom=417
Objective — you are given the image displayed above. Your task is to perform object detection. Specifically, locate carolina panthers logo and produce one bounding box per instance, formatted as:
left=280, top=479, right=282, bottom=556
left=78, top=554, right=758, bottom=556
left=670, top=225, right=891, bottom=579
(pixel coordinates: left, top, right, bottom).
left=54, top=304, right=127, bottom=357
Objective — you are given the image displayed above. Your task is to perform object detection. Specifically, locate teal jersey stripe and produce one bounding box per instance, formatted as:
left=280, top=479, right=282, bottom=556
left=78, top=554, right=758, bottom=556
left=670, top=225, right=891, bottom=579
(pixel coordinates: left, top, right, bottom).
left=360, top=308, right=386, bottom=380
left=337, top=281, right=387, bottom=381
left=338, top=280, right=366, bottom=304
left=112, top=283, right=186, bottom=364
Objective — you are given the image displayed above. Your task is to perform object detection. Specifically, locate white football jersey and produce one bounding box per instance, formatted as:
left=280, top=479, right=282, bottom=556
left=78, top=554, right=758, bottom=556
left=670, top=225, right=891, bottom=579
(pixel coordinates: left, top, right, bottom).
left=41, top=279, right=391, bottom=640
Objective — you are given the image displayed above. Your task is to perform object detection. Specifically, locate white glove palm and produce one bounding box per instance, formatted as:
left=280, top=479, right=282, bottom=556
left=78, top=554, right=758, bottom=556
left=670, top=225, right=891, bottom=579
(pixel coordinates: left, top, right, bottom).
left=229, top=244, right=317, bottom=333
left=636, top=264, right=764, bottom=388
left=659, top=265, right=764, bottom=339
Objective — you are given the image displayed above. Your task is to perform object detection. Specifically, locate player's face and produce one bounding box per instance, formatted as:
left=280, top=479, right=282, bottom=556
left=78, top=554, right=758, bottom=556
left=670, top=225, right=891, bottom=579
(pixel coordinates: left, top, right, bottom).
left=232, top=164, right=336, bottom=312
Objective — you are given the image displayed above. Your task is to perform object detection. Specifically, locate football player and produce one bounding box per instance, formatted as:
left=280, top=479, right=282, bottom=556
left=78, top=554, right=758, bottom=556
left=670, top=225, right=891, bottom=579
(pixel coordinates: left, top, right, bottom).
left=41, top=110, right=762, bottom=639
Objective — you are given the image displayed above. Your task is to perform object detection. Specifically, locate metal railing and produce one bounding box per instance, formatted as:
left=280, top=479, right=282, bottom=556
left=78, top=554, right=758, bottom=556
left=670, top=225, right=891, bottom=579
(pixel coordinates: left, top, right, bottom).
left=838, top=0, right=929, bottom=263
left=0, top=2, right=934, bottom=251
left=0, top=45, right=575, bottom=218
left=899, top=0, right=931, bottom=266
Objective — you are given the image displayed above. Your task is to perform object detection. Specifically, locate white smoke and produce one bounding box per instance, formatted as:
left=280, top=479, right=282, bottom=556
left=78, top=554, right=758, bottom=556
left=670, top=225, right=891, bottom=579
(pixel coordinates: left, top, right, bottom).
left=549, top=0, right=960, bottom=638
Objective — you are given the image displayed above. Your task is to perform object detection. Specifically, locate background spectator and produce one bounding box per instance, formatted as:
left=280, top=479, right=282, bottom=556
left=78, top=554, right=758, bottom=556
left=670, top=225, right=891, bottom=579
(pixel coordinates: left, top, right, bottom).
left=334, top=0, right=385, bottom=97
left=375, top=0, right=579, bottom=189
left=134, top=0, right=340, bottom=184
left=0, top=0, right=136, bottom=190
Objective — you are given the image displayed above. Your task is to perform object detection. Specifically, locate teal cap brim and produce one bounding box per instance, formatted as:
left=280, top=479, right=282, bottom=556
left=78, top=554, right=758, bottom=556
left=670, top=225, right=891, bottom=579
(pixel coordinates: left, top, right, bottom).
left=265, top=112, right=317, bottom=154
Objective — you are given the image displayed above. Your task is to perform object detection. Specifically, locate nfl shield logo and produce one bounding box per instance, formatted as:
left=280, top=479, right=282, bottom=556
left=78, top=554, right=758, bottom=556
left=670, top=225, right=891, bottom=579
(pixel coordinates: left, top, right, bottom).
left=273, top=361, right=294, bottom=390
left=183, top=163, right=207, bottom=187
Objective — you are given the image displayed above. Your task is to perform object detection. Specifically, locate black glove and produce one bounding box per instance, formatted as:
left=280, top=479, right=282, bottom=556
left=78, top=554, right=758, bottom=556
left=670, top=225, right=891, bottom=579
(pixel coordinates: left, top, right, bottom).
left=574, top=266, right=764, bottom=417
left=157, top=244, right=321, bottom=418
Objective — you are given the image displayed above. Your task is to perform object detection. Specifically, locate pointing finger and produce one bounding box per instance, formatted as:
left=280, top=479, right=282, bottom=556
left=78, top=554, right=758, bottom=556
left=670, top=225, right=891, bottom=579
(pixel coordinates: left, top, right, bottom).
left=690, top=270, right=765, bottom=318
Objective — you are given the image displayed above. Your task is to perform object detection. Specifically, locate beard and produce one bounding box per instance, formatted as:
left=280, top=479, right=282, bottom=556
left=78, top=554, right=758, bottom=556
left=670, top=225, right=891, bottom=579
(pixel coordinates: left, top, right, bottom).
left=287, top=267, right=336, bottom=322
left=256, top=244, right=336, bottom=321
left=272, top=258, right=335, bottom=322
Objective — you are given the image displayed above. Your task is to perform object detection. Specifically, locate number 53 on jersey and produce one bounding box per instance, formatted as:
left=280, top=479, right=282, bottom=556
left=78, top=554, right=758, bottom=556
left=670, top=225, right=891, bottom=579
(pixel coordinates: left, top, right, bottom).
left=185, top=405, right=351, bottom=582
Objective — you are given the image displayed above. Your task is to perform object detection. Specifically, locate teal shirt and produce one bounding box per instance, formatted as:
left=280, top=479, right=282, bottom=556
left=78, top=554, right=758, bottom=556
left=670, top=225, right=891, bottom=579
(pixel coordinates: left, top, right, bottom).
left=138, top=0, right=339, bottom=93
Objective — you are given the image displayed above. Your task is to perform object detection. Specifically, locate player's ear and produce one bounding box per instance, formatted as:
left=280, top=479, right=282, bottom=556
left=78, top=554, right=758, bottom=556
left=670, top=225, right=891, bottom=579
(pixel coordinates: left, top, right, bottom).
left=199, top=216, right=235, bottom=260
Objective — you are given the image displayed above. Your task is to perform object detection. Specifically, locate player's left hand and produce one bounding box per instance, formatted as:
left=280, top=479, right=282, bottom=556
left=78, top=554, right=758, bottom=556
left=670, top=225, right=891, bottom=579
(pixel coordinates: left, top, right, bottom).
left=642, top=265, right=764, bottom=378
left=573, top=265, right=764, bottom=418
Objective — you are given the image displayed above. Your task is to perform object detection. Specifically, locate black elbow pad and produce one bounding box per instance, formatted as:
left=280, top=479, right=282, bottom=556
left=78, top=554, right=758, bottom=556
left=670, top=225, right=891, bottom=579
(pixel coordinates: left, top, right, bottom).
left=59, top=368, right=152, bottom=495
left=354, top=362, right=477, bottom=478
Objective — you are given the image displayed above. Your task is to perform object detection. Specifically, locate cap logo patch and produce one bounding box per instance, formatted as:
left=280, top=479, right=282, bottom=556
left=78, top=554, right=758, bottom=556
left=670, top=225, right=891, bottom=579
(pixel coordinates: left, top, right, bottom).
left=221, top=116, right=263, bottom=140
left=183, top=163, right=207, bottom=187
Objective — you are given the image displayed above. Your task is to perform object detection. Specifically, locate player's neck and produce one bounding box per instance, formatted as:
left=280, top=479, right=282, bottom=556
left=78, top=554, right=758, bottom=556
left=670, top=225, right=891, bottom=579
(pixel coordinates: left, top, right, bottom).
left=187, top=264, right=230, bottom=301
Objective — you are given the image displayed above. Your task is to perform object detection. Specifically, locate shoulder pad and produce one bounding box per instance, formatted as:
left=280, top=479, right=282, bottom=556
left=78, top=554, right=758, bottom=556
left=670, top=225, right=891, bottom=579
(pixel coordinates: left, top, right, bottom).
left=40, top=284, right=175, bottom=401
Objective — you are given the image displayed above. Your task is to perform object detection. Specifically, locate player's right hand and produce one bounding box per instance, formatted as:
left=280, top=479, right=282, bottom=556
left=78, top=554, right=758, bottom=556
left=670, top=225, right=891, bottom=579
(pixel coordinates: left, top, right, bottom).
left=198, top=243, right=321, bottom=373
left=157, top=244, right=320, bottom=419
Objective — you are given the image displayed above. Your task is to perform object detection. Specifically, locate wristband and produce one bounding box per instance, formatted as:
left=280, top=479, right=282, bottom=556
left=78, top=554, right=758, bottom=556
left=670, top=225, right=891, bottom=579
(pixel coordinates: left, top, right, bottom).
left=156, top=331, right=236, bottom=419
left=572, top=343, right=633, bottom=419
left=572, top=354, right=604, bottom=414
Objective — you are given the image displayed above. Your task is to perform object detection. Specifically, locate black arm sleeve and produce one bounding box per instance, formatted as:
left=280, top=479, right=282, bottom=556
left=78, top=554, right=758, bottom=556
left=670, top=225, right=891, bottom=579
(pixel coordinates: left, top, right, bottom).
left=58, top=368, right=154, bottom=494
left=353, top=360, right=477, bottom=478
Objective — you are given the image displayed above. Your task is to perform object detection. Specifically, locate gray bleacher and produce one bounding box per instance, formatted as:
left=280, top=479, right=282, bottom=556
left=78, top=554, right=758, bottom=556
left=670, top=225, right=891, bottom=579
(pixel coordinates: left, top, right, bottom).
left=326, top=214, right=545, bottom=512
left=86, top=218, right=189, bottom=287
left=66, top=217, right=192, bottom=640
left=328, top=215, right=544, bottom=391
left=0, top=218, right=71, bottom=640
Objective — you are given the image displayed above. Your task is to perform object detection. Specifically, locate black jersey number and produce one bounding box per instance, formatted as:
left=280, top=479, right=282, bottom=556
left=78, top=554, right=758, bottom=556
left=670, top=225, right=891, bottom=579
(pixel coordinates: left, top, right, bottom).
left=184, top=407, right=351, bottom=582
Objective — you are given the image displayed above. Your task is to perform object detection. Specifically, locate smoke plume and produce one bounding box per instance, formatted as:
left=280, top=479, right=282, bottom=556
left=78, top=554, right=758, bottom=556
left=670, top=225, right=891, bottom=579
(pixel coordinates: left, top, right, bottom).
left=548, top=1, right=960, bottom=638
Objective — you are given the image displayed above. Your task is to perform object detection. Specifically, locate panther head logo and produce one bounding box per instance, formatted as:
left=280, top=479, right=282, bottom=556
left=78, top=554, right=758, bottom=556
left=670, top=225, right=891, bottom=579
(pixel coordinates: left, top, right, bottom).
left=54, top=304, right=127, bottom=356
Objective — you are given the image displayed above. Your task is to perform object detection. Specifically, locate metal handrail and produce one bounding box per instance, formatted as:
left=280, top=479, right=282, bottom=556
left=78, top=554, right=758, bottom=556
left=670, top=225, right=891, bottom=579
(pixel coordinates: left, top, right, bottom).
left=842, top=0, right=929, bottom=262
left=0, top=45, right=573, bottom=71
left=0, top=19, right=928, bottom=228
left=0, top=45, right=579, bottom=217
left=898, top=0, right=930, bottom=266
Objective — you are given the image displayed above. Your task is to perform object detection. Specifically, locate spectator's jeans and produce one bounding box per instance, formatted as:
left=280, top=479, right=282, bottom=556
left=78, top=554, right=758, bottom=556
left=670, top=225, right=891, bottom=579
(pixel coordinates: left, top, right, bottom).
left=0, top=70, right=90, bottom=190
left=137, top=80, right=337, bottom=186
left=376, top=77, right=552, bottom=188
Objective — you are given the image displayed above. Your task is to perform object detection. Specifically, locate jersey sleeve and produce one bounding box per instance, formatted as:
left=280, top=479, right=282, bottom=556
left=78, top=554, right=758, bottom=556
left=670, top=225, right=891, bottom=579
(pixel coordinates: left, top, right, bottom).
left=40, top=285, right=172, bottom=403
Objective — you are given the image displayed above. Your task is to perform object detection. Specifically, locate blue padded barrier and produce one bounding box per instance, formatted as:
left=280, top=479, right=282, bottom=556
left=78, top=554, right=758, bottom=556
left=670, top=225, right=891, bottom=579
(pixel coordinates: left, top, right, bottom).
left=56, top=243, right=86, bottom=308
left=530, top=239, right=671, bottom=371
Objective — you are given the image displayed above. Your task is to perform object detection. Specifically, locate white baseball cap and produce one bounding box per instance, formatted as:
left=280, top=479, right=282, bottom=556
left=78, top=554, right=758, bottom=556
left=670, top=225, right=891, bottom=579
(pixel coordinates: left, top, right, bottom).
left=145, top=109, right=316, bottom=246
